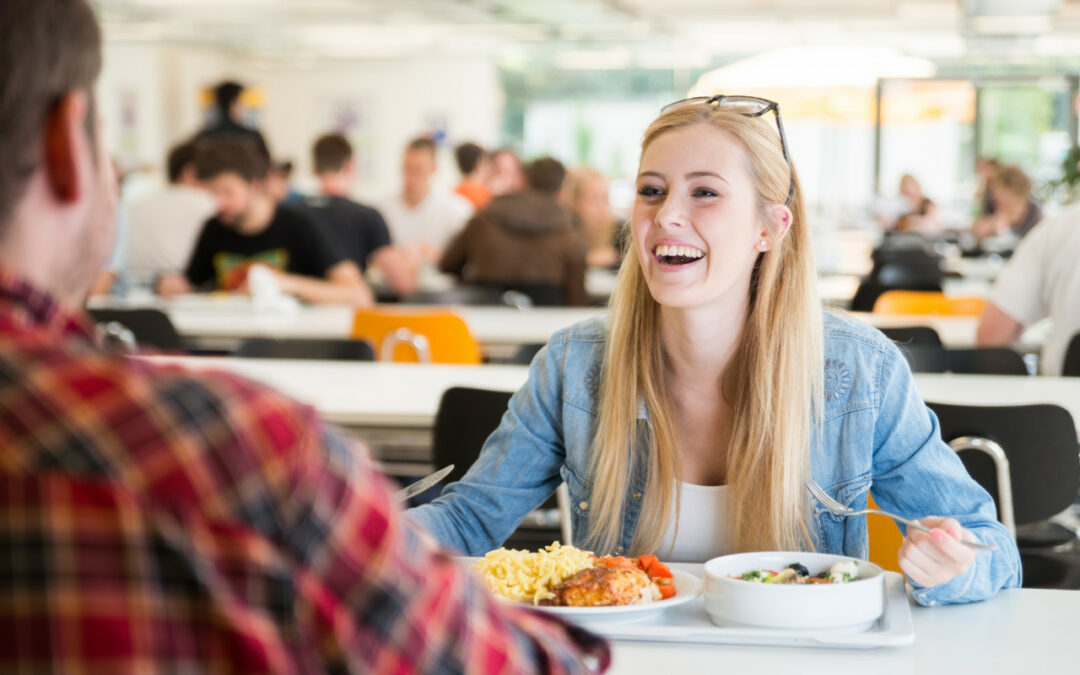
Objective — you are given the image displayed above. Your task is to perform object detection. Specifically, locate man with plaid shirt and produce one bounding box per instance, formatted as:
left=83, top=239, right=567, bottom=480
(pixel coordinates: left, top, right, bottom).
left=0, top=1, right=608, bottom=672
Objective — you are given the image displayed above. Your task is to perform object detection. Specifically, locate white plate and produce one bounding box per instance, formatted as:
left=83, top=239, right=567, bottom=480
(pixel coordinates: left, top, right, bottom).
left=516, top=569, right=704, bottom=624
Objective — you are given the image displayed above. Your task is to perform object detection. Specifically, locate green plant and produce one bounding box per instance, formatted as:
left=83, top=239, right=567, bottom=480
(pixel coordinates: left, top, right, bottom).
left=1043, top=145, right=1080, bottom=204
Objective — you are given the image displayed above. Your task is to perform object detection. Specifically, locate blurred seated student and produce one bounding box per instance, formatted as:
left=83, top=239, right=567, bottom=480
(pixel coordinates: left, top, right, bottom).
left=155, top=138, right=373, bottom=306
left=488, top=146, right=526, bottom=196
left=564, top=166, right=623, bottom=269
left=891, top=173, right=940, bottom=235
left=412, top=95, right=1019, bottom=605
left=296, top=133, right=417, bottom=298
left=0, top=3, right=609, bottom=670
left=977, top=204, right=1080, bottom=375
left=193, top=79, right=271, bottom=163
left=453, top=141, right=493, bottom=209
left=89, top=158, right=129, bottom=297
left=378, top=136, right=472, bottom=266
left=440, top=156, right=588, bottom=306
left=264, top=159, right=305, bottom=206
left=971, top=165, right=1042, bottom=242
left=126, top=141, right=217, bottom=283
left=974, top=157, right=1000, bottom=217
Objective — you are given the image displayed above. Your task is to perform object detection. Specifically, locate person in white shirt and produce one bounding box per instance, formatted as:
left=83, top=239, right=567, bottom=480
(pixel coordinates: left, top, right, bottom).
left=127, top=141, right=216, bottom=282
left=378, top=137, right=472, bottom=265
left=976, top=204, right=1080, bottom=374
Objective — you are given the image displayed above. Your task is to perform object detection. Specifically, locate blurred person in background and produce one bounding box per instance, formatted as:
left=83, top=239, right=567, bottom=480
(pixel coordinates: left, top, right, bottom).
left=453, top=141, right=492, bottom=209
left=264, top=159, right=305, bottom=206
left=297, top=132, right=416, bottom=298
left=974, top=157, right=1000, bottom=217
left=0, top=2, right=609, bottom=670
left=488, top=146, right=526, bottom=196
left=971, top=165, right=1042, bottom=242
left=89, top=158, right=128, bottom=297
left=565, top=166, right=623, bottom=269
left=440, top=156, right=588, bottom=306
left=126, top=141, right=217, bottom=284
left=891, top=173, right=939, bottom=235
left=378, top=136, right=472, bottom=266
left=977, top=205, right=1080, bottom=375
left=193, top=79, right=271, bottom=162
left=156, top=138, right=373, bottom=305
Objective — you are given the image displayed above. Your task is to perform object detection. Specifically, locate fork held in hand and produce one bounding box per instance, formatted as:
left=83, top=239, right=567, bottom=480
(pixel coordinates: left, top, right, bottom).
left=804, top=480, right=997, bottom=551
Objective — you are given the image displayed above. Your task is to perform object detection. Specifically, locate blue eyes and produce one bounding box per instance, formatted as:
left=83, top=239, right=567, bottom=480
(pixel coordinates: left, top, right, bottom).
left=635, top=186, right=720, bottom=199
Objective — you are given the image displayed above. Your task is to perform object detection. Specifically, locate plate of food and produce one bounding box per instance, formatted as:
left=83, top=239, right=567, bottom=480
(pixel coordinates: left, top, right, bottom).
left=470, top=542, right=703, bottom=623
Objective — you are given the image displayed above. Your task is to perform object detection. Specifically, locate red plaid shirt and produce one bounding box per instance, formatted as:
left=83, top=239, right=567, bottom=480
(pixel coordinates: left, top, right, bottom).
left=0, top=271, right=609, bottom=674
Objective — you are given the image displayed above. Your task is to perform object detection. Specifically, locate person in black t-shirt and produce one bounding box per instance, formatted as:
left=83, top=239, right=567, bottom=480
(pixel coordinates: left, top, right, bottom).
left=301, top=133, right=416, bottom=297
left=156, top=138, right=373, bottom=306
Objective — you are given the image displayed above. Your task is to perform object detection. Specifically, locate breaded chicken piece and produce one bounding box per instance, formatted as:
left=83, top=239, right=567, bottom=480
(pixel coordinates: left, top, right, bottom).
left=552, top=566, right=658, bottom=607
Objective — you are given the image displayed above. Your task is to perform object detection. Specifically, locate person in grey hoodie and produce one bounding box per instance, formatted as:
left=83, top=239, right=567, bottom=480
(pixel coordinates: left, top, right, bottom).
left=439, top=157, right=589, bottom=306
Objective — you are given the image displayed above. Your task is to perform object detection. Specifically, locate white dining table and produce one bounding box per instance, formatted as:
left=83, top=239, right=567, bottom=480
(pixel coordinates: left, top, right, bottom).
left=96, top=295, right=1050, bottom=353
left=142, top=357, right=1080, bottom=436
left=606, top=564, right=1077, bottom=673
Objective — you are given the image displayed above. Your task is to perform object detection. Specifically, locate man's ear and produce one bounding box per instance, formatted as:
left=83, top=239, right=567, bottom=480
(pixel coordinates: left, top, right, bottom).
left=43, top=90, right=91, bottom=204
left=757, top=203, right=793, bottom=251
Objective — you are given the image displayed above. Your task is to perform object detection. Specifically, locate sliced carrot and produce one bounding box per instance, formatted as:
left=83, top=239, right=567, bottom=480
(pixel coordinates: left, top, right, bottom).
left=648, top=561, right=673, bottom=579
left=658, top=585, right=677, bottom=599
left=638, top=554, right=659, bottom=572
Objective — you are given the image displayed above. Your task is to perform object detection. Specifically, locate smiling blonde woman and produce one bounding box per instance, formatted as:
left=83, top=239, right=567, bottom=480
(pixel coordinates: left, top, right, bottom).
left=409, top=96, right=1021, bottom=607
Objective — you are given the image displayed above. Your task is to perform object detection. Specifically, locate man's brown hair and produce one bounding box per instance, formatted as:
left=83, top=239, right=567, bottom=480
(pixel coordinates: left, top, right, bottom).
left=194, top=138, right=270, bottom=183
left=313, top=133, right=353, bottom=174
left=406, top=136, right=437, bottom=156
left=0, top=0, right=103, bottom=229
left=454, top=142, right=486, bottom=176
left=989, top=165, right=1033, bottom=199
left=524, top=157, right=566, bottom=195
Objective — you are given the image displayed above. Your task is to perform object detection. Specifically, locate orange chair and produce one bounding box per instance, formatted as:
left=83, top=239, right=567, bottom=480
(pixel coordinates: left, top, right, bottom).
left=872, top=290, right=986, bottom=316
left=351, top=308, right=482, bottom=364
left=866, top=493, right=904, bottom=574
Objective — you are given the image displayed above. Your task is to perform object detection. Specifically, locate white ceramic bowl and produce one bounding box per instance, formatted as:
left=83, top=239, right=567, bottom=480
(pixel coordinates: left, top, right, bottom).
left=703, top=551, right=885, bottom=631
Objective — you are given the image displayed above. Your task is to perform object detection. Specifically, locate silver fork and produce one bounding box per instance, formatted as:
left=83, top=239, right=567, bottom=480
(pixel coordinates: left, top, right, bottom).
left=805, top=480, right=997, bottom=551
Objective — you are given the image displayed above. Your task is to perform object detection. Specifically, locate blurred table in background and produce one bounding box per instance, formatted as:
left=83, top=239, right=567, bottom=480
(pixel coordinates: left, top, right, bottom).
left=142, top=357, right=1080, bottom=474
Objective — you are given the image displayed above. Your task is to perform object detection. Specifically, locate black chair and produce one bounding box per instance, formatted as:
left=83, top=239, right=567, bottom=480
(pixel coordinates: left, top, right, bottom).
left=431, top=387, right=566, bottom=549
left=879, top=326, right=943, bottom=349
left=849, top=246, right=945, bottom=312
left=512, top=343, right=546, bottom=365
left=235, top=337, right=375, bottom=361
left=1063, top=333, right=1080, bottom=377
left=928, top=402, right=1080, bottom=588
left=899, top=345, right=1028, bottom=375
left=87, top=308, right=183, bottom=351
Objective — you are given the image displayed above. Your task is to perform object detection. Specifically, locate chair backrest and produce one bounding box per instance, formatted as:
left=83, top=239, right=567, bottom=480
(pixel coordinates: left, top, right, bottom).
left=898, top=345, right=1028, bottom=375
left=432, top=387, right=514, bottom=487
left=235, top=337, right=375, bottom=361
left=351, top=308, right=481, bottom=364
left=879, top=326, right=944, bottom=349
left=927, top=402, right=1080, bottom=526
left=87, top=308, right=183, bottom=351
left=432, top=386, right=568, bottom=542
left=1064, top=333, right=1080, bottom=376
left=872, top=290, right=986, bottom=316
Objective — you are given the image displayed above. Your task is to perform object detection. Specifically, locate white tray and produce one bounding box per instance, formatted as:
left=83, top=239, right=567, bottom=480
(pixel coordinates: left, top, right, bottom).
left=588, top=571, right=915, bottom=650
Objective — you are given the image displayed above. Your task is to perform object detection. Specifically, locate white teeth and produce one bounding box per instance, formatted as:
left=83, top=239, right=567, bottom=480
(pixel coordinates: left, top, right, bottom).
left=654, top=243, right=704, bottom=259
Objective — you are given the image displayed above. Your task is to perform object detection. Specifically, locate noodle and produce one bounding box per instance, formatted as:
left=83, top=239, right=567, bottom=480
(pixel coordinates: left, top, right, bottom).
left=471, top=541, right=594, bottom=605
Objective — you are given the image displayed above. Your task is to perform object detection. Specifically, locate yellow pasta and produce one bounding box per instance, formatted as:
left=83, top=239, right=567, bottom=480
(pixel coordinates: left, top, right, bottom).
left=471, top=541, right=594, bottom=605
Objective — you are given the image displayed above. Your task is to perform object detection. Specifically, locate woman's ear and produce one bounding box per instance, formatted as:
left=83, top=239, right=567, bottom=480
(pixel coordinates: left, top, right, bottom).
left=757, top=204, right=793, bottom=251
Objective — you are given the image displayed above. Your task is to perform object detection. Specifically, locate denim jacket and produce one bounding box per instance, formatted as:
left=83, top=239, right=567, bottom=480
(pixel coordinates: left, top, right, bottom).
left=408, top=311, right=1021, bottom=605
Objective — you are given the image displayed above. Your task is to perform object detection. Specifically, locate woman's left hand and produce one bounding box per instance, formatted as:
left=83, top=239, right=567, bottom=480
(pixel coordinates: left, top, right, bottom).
left=897, top=515, right=977, bottom=588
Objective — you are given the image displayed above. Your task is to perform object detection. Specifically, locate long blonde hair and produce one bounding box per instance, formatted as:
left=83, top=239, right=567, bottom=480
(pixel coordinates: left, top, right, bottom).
left=586, top=105, right=823, bottom=555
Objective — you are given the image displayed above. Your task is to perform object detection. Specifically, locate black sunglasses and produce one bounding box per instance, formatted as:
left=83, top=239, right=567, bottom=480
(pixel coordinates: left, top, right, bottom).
left=661, top=95, right=795, bottom=207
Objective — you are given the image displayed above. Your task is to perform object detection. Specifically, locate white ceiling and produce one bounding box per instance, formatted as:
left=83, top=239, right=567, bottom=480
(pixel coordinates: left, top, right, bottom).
left=90, top=0, right=1080, bottom=64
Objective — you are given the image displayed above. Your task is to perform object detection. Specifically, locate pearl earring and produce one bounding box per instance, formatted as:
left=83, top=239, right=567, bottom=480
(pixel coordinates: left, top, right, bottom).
left=759, top=239, right=768, bottom=249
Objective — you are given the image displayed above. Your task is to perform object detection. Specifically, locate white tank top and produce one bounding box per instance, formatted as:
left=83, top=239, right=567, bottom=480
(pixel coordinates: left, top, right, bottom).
left=656, top=482, right=731, bottom=563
